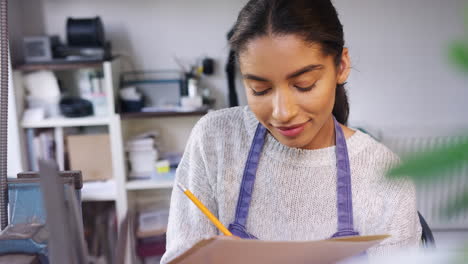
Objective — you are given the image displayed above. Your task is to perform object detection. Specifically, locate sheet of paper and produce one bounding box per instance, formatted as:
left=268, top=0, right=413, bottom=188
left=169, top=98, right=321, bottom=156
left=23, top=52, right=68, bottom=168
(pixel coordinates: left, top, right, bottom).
left=169, top=235, right=389, bottom=264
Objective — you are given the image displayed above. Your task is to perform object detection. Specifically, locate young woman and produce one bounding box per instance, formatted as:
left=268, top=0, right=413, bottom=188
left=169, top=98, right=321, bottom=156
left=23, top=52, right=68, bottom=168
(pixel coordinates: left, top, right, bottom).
left=161, top=0, right=421, bottom=262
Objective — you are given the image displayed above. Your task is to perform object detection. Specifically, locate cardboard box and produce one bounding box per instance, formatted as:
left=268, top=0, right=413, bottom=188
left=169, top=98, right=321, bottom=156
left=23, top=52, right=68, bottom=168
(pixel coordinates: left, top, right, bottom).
left=67, top=134, right=113, bottom=182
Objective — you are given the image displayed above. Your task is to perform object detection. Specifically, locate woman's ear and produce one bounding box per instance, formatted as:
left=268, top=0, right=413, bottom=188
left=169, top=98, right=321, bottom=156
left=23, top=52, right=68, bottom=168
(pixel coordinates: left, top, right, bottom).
left=337, top=48, right=351, bottom=84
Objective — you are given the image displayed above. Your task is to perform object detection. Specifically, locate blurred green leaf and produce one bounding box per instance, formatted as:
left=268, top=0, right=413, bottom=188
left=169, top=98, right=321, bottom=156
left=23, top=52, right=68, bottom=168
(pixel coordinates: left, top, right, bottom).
left=388, top=138, right=468, bottom=218
left=388, top=138, right=468, bottom=182
left=449, top=41, right=468, bottom=72
left=456, top=242, right=468, bottom=264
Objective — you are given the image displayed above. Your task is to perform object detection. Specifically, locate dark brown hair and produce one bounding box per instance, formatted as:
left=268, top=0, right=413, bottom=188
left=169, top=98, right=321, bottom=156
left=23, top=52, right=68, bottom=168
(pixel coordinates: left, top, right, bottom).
left=229, top=0, right=350, bottom=124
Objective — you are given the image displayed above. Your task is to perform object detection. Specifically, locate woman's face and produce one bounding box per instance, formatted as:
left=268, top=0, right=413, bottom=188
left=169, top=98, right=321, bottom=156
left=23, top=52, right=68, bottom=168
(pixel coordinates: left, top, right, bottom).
left=239, top=34, right=350, bottom=149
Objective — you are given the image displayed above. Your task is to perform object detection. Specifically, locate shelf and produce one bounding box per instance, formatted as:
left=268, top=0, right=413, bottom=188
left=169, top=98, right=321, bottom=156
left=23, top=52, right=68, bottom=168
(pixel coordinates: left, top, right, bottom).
left=13, top=60, right=107, bottom=72
left=120, top=110, right=208, bottom=119
left=22, top=116, right=111, bottom=128
left=81, top=180, right=117, bottom=202
left=126, top=179, right=174, bottom=190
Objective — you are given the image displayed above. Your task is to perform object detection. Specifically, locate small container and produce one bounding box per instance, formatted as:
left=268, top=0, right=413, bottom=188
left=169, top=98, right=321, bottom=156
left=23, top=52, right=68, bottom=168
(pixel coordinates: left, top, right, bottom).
left=91, top=92, right=108, bottom=116
left=155, top=160, right=170, bottom=174
left=129, top=150, right=158, bottom=174
left=138, top=208, right=169, bottom=234
left=187, top=78, right=198, bottom=97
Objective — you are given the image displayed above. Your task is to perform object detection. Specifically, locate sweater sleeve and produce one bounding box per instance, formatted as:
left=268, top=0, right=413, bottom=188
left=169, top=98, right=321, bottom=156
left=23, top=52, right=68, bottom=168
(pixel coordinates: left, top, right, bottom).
left=368, top=175, right=422, bottom=258
left=160, top=118, right=219, bottom=264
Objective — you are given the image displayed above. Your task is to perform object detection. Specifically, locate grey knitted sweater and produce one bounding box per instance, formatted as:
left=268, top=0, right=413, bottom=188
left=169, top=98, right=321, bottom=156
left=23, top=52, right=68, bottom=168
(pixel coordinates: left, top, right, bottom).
left=161, top=106, right=422, bottom=263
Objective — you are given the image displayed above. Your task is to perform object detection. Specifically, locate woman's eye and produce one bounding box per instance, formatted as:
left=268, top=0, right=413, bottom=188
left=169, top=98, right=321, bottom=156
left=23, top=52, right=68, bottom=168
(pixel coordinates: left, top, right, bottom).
left=251, top=88, right=271, bottom=96
left=294, top=83, right=316, bottom=92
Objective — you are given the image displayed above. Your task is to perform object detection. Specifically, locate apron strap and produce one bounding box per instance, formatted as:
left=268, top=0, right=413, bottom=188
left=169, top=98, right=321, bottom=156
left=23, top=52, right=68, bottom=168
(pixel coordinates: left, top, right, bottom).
left=232, top=123, right=267, bottom=228
left=331, top=118, right=359, bottom=237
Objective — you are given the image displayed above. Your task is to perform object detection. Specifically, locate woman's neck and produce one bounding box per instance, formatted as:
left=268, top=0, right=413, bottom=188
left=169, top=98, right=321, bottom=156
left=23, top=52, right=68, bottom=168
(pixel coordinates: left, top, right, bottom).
left=303, top=115, right=336, bottom=150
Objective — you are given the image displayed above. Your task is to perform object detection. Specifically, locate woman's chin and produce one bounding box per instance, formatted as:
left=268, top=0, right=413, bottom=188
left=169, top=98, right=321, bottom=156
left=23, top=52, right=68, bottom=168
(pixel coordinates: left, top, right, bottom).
left=273, top=133, right=312, bottom=149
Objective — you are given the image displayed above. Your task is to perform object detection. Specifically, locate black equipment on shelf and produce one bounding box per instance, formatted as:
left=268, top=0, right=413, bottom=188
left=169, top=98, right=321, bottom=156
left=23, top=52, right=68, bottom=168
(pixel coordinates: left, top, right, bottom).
left=67, top=17, right=105, bottom=47
left=59, top=97, right=94, bottom=118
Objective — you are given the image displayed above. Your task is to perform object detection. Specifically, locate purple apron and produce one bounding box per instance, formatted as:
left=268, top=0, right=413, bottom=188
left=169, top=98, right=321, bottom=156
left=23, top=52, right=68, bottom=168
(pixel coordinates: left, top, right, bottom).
left=228, top=117, right=360, bottom=239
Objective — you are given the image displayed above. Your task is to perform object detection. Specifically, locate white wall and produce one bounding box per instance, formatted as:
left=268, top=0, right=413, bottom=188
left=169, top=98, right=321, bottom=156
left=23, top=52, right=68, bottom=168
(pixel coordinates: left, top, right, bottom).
left=335, top=0, right=468, bottom=129
left=14, top=0, right=468, bottom=130
left=19, top=0, right=249, bottom=108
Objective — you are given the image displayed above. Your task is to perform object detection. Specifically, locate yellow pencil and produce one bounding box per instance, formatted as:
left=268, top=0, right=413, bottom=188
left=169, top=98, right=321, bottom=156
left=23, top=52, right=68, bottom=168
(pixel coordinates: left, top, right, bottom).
left=177, top=182, right=233, bottom=236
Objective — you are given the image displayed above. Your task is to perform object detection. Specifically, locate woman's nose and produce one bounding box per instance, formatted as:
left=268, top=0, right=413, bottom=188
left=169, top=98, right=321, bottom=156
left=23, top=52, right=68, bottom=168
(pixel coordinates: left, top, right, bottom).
left=271, top=87, right=298, bottom=123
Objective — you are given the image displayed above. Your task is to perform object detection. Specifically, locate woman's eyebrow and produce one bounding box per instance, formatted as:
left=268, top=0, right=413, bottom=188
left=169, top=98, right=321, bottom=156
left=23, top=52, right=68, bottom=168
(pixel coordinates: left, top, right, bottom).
left=243, top=64, right=324, bottom=82
left=243, top=74, right=270, bottom=82
left=286, top=64, right=324, bottom=79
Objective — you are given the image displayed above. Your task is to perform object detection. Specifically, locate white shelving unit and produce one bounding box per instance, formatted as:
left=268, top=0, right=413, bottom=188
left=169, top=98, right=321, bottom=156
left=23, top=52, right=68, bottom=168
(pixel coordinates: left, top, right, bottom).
left=11, top=58, right=207, bottom=264
left=11, top=59, right=128, bottom=227
left=126, top=179, right=174, bottom=190
left=22, top=116, right=111, bottom=128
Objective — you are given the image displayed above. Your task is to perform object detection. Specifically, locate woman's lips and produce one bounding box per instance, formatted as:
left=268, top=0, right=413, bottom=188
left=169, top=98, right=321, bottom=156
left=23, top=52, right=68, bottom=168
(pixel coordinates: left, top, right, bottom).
left=274, top=122, right=308, bottom=137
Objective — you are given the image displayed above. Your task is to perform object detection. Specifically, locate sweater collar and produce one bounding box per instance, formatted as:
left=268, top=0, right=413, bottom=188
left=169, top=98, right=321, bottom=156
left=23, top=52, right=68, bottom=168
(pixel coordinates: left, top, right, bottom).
left=242, top=106, right=370, bottom=167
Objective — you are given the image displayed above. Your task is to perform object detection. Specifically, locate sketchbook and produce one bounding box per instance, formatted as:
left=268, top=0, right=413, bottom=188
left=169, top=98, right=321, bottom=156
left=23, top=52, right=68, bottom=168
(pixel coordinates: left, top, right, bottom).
left=169, top=234, right=389, bottom=264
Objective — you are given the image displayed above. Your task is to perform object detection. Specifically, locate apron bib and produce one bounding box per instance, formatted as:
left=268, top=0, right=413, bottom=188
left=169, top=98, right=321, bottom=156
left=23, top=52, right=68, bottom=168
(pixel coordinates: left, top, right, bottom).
left=228, top=118, right=360, bottom=239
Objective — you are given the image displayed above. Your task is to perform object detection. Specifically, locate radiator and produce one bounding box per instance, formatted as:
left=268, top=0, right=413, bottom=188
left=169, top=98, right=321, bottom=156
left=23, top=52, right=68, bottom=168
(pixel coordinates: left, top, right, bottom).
left=382, top=135, right=468, bottom=231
